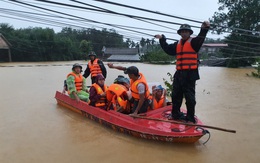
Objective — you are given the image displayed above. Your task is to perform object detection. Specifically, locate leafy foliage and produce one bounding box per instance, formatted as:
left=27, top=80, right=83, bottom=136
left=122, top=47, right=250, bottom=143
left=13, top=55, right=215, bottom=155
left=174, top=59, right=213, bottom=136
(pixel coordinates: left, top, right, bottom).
left=247, top=58, right=260, bottom=78
left=0, top=24, right=128, bottom=62
left=163, top=72, right=174, bottom=97
left=140, top=45, right=174, bottom=63
left=79, top=40, right=92, bottom=59
left=210, top=0, right=260, bottom=67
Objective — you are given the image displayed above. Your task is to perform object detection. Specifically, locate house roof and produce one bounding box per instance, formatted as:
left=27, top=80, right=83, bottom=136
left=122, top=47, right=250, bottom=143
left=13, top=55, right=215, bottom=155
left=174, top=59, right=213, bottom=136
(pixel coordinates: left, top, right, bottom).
left=0, top=33, right=11, bottom=49
left=107, top=54, right=140, bottom=61
left=105, top=48, right=138, bottom=55
left=202, top=43, right=228, bottom=47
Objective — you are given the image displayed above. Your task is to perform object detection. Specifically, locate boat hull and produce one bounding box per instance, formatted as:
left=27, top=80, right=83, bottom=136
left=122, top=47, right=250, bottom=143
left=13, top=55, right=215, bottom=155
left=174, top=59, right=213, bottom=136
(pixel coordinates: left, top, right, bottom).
left=55, top=91, right=205, bottom=143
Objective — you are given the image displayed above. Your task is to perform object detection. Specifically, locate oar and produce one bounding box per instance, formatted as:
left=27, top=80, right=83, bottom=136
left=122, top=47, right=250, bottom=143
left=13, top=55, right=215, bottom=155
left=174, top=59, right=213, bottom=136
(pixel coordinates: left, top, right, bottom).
left=130, top=115, right=236, bottom=133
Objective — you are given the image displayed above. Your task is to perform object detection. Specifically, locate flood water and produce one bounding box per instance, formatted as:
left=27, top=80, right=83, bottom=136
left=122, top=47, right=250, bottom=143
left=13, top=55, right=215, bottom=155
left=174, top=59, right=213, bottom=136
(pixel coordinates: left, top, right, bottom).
left=0, top=61, right=259, bottom=163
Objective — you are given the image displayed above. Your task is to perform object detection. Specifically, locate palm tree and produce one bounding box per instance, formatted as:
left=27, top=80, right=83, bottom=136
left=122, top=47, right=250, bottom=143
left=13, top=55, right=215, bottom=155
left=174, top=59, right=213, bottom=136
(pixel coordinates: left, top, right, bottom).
left=146, top=38, right=151, bottom=51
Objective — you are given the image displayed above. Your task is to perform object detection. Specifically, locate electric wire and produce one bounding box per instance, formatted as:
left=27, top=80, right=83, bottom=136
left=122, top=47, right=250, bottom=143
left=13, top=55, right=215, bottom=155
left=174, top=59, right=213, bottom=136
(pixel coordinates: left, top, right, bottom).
left=1, top=0, right=259, bottom=61
left=8, top=0, right=169, bottom=40
left=94, top=0, right=260, bottom=35
left=69, top=0, right=178, bottom=31
left=32, top=0, right=260, bottom=38
left=3, top=0, right=259, bottom=43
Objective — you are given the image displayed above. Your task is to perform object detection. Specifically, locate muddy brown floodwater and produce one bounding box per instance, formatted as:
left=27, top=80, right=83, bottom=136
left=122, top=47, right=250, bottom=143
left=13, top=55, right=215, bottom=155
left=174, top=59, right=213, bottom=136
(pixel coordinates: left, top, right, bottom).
left=0, top=61, right=260, bottom=163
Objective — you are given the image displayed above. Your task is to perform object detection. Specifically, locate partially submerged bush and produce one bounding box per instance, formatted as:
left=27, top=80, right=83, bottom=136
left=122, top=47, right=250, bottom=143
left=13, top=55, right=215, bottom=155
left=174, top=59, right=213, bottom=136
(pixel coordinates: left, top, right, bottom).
left=163, top=72, right=173, bottom=97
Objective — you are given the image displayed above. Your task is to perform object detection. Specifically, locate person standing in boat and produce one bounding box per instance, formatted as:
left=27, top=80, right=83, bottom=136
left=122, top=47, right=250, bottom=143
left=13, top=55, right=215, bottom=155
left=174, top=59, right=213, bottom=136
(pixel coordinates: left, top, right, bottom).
left=151, top=85, right=167, bottom=110
left=107, top=63, right=150, bottom=115
left=83, top=51, right=107, bottom=84
left=89, top=74, right=108, bottom=110
left=154, top=21, right=210, bottom=123
left=66, top=63, right=89, bottom=102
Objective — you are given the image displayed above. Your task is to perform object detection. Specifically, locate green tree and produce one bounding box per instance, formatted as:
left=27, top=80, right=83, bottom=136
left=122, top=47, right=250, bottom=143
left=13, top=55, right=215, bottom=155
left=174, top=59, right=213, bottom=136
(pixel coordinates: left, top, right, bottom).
left=130, top=41, right=136, bottom=48
left=140, top=37, right=146, bottom=47
left=125, top=38, right=131, bottom=48
left=140, top=45, right=174, bottom=63
left=0, top=23, right=14, bottom=37
left=145, top=38, right=150, bottom=46
left=210, top=0, right=260, bottom=67
left=79, top=40, right=92, bottom=59
left=1, top=23, right=130, bottom=62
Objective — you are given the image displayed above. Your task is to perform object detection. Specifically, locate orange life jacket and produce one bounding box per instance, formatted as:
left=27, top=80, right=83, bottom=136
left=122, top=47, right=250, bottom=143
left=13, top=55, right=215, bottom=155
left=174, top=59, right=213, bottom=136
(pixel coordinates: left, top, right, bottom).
left=176, top=37, right=198, bottom=70
left=66, top=72, right=83, bottom=94
left=91, top=83, right=108, bottom=107
left=88, top=59, right=102, bottom=77
left=130, top=73, right=150, bottom=100
left=153, top=96, right=165, bottom=109
left=106, top=84, right=129, bottom=112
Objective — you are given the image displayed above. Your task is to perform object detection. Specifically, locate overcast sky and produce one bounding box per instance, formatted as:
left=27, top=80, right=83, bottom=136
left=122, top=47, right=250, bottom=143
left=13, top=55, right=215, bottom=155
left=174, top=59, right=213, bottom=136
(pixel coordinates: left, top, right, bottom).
left=0, top=0, right=225, bottom=42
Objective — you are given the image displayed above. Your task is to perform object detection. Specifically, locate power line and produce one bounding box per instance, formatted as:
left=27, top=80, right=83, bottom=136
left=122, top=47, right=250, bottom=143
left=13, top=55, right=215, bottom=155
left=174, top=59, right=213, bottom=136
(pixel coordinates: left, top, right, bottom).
left=2, top=0, right=259, bottom=46
left=94, top=0, right=260, bottom=35
left=224, top=39, right=260, bottom=46
left=0, top=8, right=177, bottom=35
left=0, top=12, right=148, bottom=42
left=224, top=42, right=260, bottom=53
left=32, top=0, right=189, bottom=27
left=70, top=0, right=178, bottom=31
left=33, top=0, right=259, bottom=38
left=221, top=47, right=260, bottom=55
left=93, top=0, right=203, bottom=23
left=8, top=0, right=164, bottom=39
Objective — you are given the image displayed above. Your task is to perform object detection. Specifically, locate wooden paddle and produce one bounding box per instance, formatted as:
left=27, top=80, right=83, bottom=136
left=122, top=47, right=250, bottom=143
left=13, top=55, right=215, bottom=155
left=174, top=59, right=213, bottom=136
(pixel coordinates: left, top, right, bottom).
left=130, top=115, right=236, bottom=133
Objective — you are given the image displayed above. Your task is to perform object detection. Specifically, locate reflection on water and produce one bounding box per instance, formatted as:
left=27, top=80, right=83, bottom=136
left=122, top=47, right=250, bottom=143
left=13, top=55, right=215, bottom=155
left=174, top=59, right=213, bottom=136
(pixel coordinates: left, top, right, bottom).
left=0, top=61, right=259, bottom=163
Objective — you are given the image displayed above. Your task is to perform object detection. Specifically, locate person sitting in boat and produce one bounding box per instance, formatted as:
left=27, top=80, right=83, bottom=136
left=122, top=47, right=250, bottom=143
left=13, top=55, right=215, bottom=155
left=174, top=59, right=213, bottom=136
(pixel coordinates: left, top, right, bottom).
left=66, top=63, right=89, bottom=102
left=107, top=63, right=150, bottom=115
left=89, top=74, right=108, bottom=110
left=107, top=75, right=131, bottom=114
left=113, top=75, right=132, bottom=99
left=151, top=85, right=167, bottom=110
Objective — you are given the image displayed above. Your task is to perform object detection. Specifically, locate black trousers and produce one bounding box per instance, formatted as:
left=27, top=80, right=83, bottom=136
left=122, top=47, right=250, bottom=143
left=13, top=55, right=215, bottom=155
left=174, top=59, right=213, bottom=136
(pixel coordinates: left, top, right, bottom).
left=131, top=98, right=150, bottom=114
left=171, top=76, right=196, bottom=120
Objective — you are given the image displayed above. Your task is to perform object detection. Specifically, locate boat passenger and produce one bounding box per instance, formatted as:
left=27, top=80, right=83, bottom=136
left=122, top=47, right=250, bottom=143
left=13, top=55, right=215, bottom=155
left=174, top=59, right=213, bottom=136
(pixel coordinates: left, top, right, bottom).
left=66, top=63, right=89, bottom=102
left=107, top=63, right=150, bottom=115
left=107, top=75, right=131, bottom=113
left=89, top=74, right=108, bottom=109
left=113, top=75, right=131, bottom=99
left=151, top=85, right=167, bottom=110
left=83, top=51, right=107, bottom=84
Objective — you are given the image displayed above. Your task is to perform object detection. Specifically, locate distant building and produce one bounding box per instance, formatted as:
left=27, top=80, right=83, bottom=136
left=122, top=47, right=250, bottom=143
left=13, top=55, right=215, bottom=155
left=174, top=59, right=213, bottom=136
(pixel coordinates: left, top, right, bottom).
left=200, top=43, right=229, bottom=67
left=200, top=43, right=228, bottom=54
left=0, top=33, right=12, bottom=62
left=106, top=48, right=140, bottom=62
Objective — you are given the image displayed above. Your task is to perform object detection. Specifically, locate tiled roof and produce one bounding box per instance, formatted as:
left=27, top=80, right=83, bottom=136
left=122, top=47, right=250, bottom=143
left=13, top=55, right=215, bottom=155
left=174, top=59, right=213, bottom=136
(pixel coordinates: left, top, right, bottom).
left=105, top=48, right=138, bottom=55
left=107, top=54, right=140, bottom=61
left=203, top=43, right=228, bottom=47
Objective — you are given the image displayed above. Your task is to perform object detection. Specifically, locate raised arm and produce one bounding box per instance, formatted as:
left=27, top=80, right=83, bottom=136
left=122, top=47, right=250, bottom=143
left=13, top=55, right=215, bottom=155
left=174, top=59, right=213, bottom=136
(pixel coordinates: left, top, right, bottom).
left=191, top=21, right=210, bottom=52
left=154, top=34, right=178, bottom=56
left=107, top=63, right=126, bottom=71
